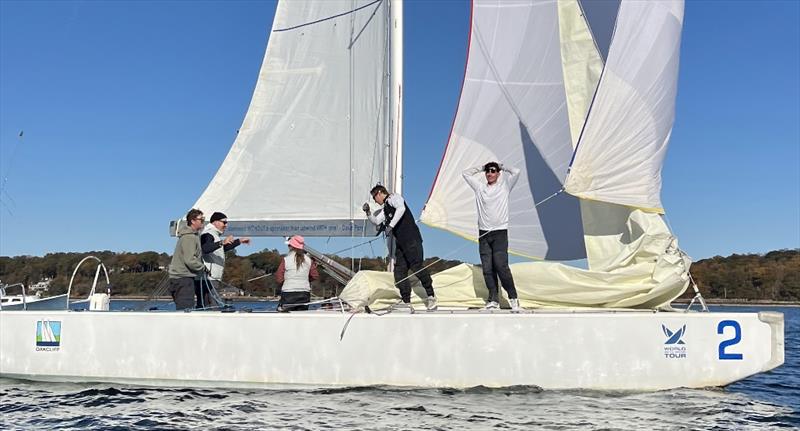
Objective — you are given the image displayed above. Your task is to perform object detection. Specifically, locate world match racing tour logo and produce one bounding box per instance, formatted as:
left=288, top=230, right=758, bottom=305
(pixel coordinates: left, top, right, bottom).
left=35, top=320, right=61, bottom=352
left=662, top=324, right=687, bottom=359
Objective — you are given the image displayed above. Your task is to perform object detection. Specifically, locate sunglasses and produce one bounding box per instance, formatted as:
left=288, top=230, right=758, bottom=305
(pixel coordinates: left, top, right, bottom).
left=220, top=220, right=228, bottom=225
left=485, top=168, right=498, bottom=173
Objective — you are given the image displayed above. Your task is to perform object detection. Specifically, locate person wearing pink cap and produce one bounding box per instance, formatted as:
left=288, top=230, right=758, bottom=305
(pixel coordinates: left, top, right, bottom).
left=275, top=235, right=319, bottom=311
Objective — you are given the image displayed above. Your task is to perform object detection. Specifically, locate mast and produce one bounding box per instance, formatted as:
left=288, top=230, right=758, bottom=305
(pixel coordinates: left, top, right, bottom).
left=389, top=0, right=403, bottom=195
left=387, top=0, right=403, bottom=270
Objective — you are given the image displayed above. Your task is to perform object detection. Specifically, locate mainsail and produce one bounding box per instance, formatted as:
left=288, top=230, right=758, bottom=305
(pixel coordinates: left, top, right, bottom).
left=342, top=0, right=691, bottom=310
left=191, top=0, right=397, bottom=237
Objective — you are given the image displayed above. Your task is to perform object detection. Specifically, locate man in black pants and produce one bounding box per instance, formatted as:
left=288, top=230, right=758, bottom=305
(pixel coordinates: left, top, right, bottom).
left=463, top=162, right=521, bottom=310
left=363, top=185, right=437, bottom=312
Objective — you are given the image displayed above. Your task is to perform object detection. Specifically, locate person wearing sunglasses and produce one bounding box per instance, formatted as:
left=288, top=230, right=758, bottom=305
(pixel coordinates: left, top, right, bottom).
left=462, top=161, right=521, bottom=311
left=198, top=212, right=251, bottom=308
left=168, top=208, right=207, bottom=310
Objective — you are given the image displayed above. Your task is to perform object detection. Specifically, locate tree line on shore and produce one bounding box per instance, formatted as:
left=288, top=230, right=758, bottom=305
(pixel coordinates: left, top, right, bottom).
left=0, top=249, right=461, bottom=299
left=0, top=249, right=797, bottom=301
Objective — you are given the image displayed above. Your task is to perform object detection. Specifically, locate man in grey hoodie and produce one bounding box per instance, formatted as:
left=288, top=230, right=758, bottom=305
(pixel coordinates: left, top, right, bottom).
left=168, top=208, right=206, bottom=310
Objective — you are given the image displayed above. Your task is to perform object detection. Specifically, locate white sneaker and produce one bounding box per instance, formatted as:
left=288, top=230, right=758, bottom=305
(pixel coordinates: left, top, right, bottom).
left=484, top=301, right=499, bottom=310
left=510, top=298, right=520, bottom=311
left=426, top=296, right=438, bottom=311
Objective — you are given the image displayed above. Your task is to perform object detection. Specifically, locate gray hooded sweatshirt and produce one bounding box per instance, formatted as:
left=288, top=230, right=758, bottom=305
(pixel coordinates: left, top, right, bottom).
left=168, top=222, right=205, bottom=279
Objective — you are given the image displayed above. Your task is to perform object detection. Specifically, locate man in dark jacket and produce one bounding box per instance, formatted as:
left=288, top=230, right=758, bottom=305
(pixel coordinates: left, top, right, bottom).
left=168, top=209, right=206, bottom=310
left=363, top=185, right=437, bottom=311
left=197, top=211, right=250, bottom=308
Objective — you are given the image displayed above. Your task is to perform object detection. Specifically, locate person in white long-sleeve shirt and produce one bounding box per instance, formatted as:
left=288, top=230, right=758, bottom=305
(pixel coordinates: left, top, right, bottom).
left=463, top=161, right=521, bottom=310
left=363, top=184, right=437, bottom=312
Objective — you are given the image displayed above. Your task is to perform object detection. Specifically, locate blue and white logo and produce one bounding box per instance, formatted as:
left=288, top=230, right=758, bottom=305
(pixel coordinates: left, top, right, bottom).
left=35, top=320, right=61, bottom=351
left=662, top=324, right=686, bottom=345
left=661, top=324, right=687, bottom=359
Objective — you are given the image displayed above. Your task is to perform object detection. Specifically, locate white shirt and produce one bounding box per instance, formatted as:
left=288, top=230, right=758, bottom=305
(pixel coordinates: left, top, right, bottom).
left=462, top=166, right=520, bottom=231
left=367, top=193, right=406, bottom=229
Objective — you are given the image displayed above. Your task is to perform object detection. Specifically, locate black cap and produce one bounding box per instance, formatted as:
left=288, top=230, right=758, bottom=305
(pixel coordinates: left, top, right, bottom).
left=210, top=212, right=227, bottom=223
left=483, top=161, right=500, bottom=172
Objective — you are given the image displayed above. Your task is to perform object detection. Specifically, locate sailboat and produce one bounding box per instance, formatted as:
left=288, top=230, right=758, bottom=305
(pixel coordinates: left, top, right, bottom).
left=0, top=0, right=783, bottom=390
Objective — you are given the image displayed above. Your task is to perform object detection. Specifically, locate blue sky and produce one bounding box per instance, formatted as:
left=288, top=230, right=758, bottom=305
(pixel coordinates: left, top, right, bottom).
left=0, top=0, right=798, bottom=264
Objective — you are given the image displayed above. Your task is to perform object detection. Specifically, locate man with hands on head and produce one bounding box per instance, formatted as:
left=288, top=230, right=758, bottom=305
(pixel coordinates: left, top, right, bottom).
left=463, top=161, right=521, bottom=311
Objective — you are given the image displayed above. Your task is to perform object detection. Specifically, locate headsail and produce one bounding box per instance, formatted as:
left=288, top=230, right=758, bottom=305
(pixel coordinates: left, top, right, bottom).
left=422, top=0, right=684, bottom=258
left=346, top=0, right=693, bottom=310
left=192, top=0, right=393, bottom=237
left=421, top=0, right=586, bottom=260
left=565, top=1, right=684, bottom=212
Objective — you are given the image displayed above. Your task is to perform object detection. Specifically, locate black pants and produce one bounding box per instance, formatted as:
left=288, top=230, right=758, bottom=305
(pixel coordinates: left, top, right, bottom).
left=279, top=291, right=311, bottom=311
left=195, top=279, right=220, bottom=308
left=394, top=239, right=435, bottom=303
left=479, top=229, right=517, bottom=302
left=169, top=277, right=195, bottom=310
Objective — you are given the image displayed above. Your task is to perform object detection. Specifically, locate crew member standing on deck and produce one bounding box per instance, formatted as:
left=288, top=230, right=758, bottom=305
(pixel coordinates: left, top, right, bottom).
left=275, top=235, right=319, bottom=311
left=198, top=212, right=251, bottom=308
left=168, top=209, right=206, bottom=310
left=363, top=184, right=437, bottom=312
left=463, top=162, right=521, bottom=311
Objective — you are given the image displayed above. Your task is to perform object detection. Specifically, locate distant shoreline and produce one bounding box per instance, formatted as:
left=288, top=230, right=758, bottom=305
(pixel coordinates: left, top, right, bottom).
left=671, top=299, right=800, bottom=307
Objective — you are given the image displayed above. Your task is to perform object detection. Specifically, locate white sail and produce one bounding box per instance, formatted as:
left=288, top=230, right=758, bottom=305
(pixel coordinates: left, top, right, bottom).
left=193, top=0, right=392, bottom=237
left=343, top=0, right=692, bottom=310
left=420, top=0, right=586, bottom=260
left=564, top=1, right=684, bottom=212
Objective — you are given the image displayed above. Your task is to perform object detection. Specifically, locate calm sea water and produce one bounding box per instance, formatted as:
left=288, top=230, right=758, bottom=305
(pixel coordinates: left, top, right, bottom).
left=1, top=305, right=797, bottom=430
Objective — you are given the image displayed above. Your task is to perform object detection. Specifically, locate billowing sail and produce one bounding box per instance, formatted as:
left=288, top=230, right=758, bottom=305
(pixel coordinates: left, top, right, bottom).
left=421, top=0, right=586, bottom=260
left=345, top=0, right=693, bottom=310
left=192, top=0, right=392, bottom=237
left=422, top=0, right=684, bottom=258
left=564, top=1, right=684, bottom=211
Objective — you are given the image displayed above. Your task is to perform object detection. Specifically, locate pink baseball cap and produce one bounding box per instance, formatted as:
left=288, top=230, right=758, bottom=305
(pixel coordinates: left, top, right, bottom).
left=287, top=235, right=305, bottom=250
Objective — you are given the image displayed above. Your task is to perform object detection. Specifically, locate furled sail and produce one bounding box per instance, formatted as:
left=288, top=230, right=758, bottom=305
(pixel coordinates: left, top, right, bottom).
left=192, top=0, right=392, bottom=237
left=420, top=0, right=586, bottom=260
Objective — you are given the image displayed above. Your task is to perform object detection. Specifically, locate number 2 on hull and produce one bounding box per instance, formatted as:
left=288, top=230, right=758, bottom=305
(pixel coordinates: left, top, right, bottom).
left=718, top=320, right=743, bottom=360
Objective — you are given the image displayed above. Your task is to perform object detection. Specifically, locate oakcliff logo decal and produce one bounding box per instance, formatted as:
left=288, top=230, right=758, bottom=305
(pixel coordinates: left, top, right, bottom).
left=662, top=324, right=687, bottom=359
left=35, top=320, right=61, bottom=352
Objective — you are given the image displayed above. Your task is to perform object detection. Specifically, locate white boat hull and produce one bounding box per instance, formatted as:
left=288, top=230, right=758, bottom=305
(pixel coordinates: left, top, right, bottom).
left=0, top=310, right=783, bottom=390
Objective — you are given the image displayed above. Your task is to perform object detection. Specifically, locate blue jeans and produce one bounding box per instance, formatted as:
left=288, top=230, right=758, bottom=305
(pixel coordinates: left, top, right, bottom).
left=479, top=229, right=517, bottom=302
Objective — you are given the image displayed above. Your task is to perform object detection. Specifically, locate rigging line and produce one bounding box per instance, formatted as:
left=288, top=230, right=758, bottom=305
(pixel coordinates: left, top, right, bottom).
left=394, top=188, right=566, bottom=289
left=330, top=236, right=381, bottom=256
left=348, top=0, right=384, bottom=49
left=339, top=308, right=361, bottom=341
left=273, top=0, right=383, bottom=33
left=1, top=130, right=24, bottom=214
